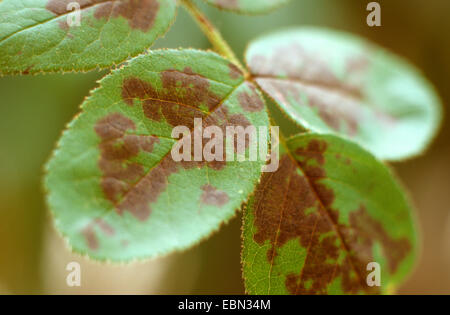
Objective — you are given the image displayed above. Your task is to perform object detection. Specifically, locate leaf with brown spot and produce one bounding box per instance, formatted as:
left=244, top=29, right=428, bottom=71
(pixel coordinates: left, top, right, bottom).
left=246, top=28, right=442, bottom=160
left=204, top=0, right=291, bottom=15
left=45, top=49, right=269, bottom=261
left=0, top=0, right=177, bottom=74
left=242, top=133, right=417, bottom=294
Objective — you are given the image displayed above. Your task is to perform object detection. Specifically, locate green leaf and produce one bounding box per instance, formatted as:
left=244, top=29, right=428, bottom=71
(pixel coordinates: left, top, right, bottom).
left=204, top=0, right=291, bottom=15
left=242, top=133, right=417, bottom=294
left=246, top=28, right=442, bottom=160
left=0, top=0, right=177, bottom=74
left=45, top=49, right=269, bottom=261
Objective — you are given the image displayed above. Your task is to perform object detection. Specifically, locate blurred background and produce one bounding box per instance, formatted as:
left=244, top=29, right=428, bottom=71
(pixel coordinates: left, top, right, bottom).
left=0, top=0, right=449, bottom=294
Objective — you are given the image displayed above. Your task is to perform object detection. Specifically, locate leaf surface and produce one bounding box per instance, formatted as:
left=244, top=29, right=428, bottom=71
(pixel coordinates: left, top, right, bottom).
left=0, top=0, right=177, bottom=74
left=45, top=49, right=269, bottom=261
left=242, top=133, right=417, bottom=294
left=204, top=0, right=291, bottom=15
left=246, top=28, right=442, bottom=160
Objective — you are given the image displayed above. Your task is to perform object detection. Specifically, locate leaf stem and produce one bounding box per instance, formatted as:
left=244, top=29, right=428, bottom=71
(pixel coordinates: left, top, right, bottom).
left=181, top=0, right=248, bottom=76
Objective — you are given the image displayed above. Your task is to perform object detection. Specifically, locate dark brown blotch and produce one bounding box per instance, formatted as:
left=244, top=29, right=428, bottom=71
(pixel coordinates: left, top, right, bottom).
left=22, top=65, right=34, bottom=75
left=347, top=205, right=411, bottom=274
left=47, top=0, right=160, bottom=32
left=82, top=224, right=99, bottom=250
left=58, top=20, right=70, bottom=31
left=238, top=83, right=265, bottom=113
left=46, top=0, right=92, bottom=15
left=228, top=62, right=243, bottom=80
left=94, top=218, right=116, bottom=236
left=201, top=184, right=229, bottom=207
left=82, top=218, right=116, bottom=250
left=214, top=0, right=239, bottom=10
left=94, top=0, right=160, bottom=32
left=95, top=113, right=161, bottom=221
left=249, top=43, right=364, bottom=98
left=120, top=70, right=254, bottom=168
left=252, top=139, right=410, bottom=294
left=250, top=43, right=369, bottom=136
left=121, top=68, right=222, bottom=129
left=99, top=69, right=258, bottom=221
left=257, top=79, right=360, bottom=137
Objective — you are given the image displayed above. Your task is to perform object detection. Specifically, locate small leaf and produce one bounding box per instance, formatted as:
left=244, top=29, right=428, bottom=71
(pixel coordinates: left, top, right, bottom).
left=242, top=133, right=417, bottom=295
left=204, top=0, right=291, bottom=15
left=246, top=28, right=442, bottom=160
left=45, top=49, right=269, bottom=261
left=0, top=0, right=177, bottom=74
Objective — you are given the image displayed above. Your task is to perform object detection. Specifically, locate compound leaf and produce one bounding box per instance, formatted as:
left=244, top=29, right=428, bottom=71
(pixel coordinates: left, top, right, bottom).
left=246, top=28, right=442, bottom=160
left=204, top=0, right=291, bottom=15
left=242, top=133, right=417, bottom=294
left=45, top=49, right=269, bottom=261
left=0, top=0, right=177, bottom=74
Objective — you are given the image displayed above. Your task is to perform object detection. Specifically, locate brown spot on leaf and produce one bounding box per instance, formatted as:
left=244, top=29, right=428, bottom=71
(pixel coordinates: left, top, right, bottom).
left=96, top=69, right=257, bottom=222
left=58, top=20, right=70, bottom=31
left=82, top=224, right=99, bottom=250
left=346, top=55, right=371, bottom=91
left=95, top=113, right=160, bottom=221
left=253, top=155, right=317, bottom=259
left=22, top=65, right=34, bottom=75
left=251, top=139, right=411, bottom=294
left=82, top=218, right=116, bottom=250
left=46, top=0, right=86, bottom=15
left=115, top=157, right=179, bottom=221
left=46, top=0, right=104, bottom=18
left=253, top=154, right=342, bottom=294
left=348, top=205, right=411, bottom=274
left=94, top=110, right=247, bottom=221
left=238, top=83, right=265, bottom=112
left=295, top=139, right=327, bottom=166
left=249, top=43, right=364, bottom=98
left=335, top=153, right=352, bottom=165
left=228, top=63, right=243, bottom=80
left=170, top=105, right=252, bottom=171
left=47, top=0, right=160, bottom=32
left=94, top=0, right=160, bottom=32
left=249, top=43, right=376, bottom=137
left=121, top=71, right=253, bottom=167
left=94, top=218, right=116, bottom=236
left=201, top=185, right=229, bottom=207
left=121, top=68, right=222, bottom=129
left=213, top=0, right=239, bottom=10
left=256, top=78, right=361, bottom=137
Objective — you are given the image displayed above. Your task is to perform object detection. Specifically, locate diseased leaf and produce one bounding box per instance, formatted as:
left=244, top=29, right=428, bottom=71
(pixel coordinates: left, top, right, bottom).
left=45, top=49, right=269, bottom=261
left=242, top=133, right=417, bottom=295
left=246, top=28, right=442, bottom=160
left=0, top=0, right=177, bottom=74
left=204, top=0, right=291, bottom=15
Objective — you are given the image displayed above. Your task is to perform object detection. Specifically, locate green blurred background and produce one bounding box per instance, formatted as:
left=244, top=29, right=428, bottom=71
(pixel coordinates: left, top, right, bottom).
left=1, top=0, right=449, bottom=294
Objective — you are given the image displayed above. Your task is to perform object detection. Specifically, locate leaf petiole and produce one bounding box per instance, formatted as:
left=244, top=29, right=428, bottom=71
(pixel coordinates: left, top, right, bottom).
left=180, top=0, right=248, bottom=77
